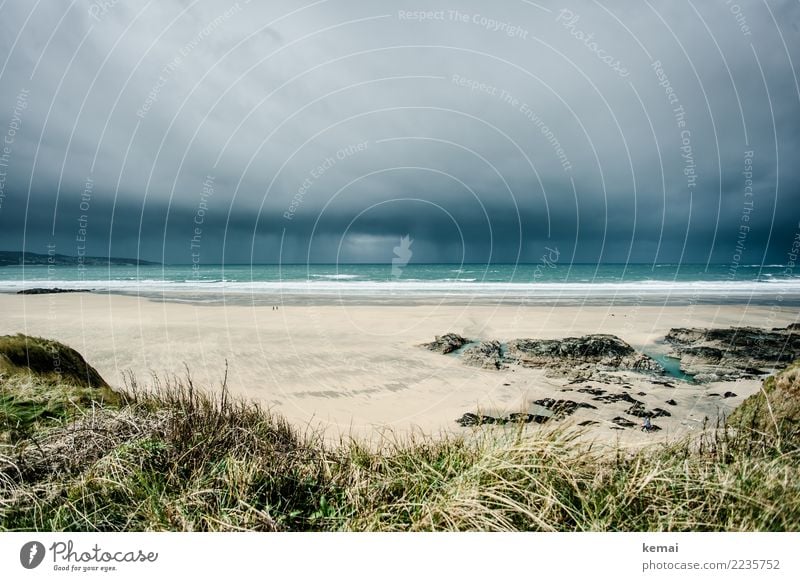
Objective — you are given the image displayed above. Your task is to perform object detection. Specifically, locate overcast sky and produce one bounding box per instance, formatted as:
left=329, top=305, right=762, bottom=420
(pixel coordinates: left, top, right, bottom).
left=0, top=0, right=797, bottom=265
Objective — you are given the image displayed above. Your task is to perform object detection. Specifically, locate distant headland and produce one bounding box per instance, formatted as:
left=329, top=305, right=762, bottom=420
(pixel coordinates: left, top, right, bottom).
left=0, top=250, right=159, bottom=267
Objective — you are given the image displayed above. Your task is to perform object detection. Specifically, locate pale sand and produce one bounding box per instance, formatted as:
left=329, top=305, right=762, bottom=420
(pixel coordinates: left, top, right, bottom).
left=1, top=293, right=797, bottom=445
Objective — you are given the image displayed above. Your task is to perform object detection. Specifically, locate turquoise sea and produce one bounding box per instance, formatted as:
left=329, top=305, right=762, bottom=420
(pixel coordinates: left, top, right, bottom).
left=1, top=263, right=798, bottom=304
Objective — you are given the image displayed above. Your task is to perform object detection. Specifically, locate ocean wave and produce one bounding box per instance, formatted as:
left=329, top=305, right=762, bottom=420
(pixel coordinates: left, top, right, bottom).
left=183, top=279, right=228, bottom=283
left=3, top=279, right=800, bottom=298
left=310, top=274, right=360, bottom=280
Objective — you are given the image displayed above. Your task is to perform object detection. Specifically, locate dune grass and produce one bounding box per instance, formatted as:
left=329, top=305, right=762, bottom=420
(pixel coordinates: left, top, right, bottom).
left=0, top=335, right=119, bottom=445
left=1, top=373, right=798, bottom=532
left=728, top=360, right=800, bottom=449
left=0, top=334, right=110, bottom=390
left=1, top=335, right=798, bottom=532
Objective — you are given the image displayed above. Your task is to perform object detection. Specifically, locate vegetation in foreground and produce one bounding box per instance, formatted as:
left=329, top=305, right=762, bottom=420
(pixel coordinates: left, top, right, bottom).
left=1, top=334, right=799, bottom=532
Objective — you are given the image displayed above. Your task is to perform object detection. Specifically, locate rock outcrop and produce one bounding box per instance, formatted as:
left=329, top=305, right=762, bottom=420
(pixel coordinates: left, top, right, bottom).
left=505, top=334, right=663, bottom=374
left=454, top=396, right=594, bottom=427
left=17, top=288, right=91, bottom=295
left=420, top=333, right=470, bottom=354
left=422, top=332, right=664, bottom=377
left=532, top=398, right=596, bottom=417
left=665, top=324, right=800, bottom=382
left=461, top=340, right=504, bottom=370
left=455, top=411, right=551, bottom=426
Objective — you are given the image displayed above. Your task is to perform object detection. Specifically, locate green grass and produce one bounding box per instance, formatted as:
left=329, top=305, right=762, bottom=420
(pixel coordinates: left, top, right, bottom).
left=728, top=360, right=800, bottom=449
left=0, top=335, right=120, bottom=444
left=1, top=336, right=799, bottom=532
left=0, top=334, right=110, bottom=389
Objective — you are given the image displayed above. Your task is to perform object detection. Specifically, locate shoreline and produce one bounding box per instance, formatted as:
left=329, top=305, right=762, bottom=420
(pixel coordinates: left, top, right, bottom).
left=0, top=293, right=796, bottom=443
left=3, top=288, right=800, bottom=307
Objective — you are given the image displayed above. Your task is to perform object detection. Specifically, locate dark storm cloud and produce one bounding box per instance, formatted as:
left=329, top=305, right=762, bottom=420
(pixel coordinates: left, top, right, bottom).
left=0, top=0, right=798, bottom=265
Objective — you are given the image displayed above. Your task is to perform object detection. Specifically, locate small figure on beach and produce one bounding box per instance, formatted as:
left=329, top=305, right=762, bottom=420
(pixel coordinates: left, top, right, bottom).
left=642, top=416, right=652, bottom=432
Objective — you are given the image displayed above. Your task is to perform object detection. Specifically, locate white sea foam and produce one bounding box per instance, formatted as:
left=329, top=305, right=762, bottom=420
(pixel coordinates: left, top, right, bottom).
left=3, top=278, right=800, bottom=298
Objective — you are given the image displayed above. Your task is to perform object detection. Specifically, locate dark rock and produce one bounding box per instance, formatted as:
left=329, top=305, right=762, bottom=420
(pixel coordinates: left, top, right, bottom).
left=665, top=399, right=677, bottom=406
left=577, top=386, right=606, bottom=396
left=455, top=412, right=481, bottom=426
left=421, top=333, right=470, bottom=354
left=681, top=346, right=723, bottom=362
left=723, top=391, right=737, bottom=398
left=578, top=420, right=598, bottom=426
left=458, top=410, right=552, bottom=426
left=507, top=413, right=534, bottom=423
left=513, top=334, right=635, bottom=360
left=531, top=398, right=585, bottom=417
left=17, top=288, right=91, bottom=295
left=625, top=403, right=650, bottom=417
left=505, top=334, right=664, bottom=374
left=652, top=379, right=676, bottom=388
left=507, top=412, right=550, bottom=424
left=462, top=340, right=504, bottom=370
left=625, top=403, right=671, bottom=418
left=456, top=412, right=500, bottom=427
left=665, top=325, right=800, bottom=382
left=593, top=392, right=642, bottom=405
left=637, top=392, right=647, bottom=396
left=612, top=416, right=637, bottom=428
left=565, top=371, right=633, bottom=387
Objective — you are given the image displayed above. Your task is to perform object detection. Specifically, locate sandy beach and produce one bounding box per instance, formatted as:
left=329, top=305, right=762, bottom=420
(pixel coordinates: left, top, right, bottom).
left=0, top=293, right=796, bottom=443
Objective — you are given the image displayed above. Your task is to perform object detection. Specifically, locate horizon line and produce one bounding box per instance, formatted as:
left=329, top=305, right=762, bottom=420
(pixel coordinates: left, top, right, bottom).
left=8, top=261, right=788, bottom=267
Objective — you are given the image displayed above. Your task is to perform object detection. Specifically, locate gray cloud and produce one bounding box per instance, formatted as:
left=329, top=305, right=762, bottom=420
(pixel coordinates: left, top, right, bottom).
left=0, top=0, right=798, bottom=265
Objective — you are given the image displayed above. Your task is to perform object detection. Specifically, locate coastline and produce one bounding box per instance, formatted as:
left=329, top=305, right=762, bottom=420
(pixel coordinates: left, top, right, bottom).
left=2, top=279, right=800, bottom=307
left=1, top=292, right=795, bottom=443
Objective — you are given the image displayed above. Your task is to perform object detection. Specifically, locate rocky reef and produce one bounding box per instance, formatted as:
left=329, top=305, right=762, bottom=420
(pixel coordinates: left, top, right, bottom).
left=456, top=411, right=550, bottom=426
left=461, top=340, right=504, bottom=370
left=665, top=324, right=800, bottom=382
left=454, top=398, right=597, bottom=427
left=422, top=332, right=663, bottom=376
left=17, top=288, right=91, bottom=295
left=420, top=333, right=470, bottom=354
left=505, top=334, right=662, bottom=374
left=422, top=327, right=799, bottom=434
